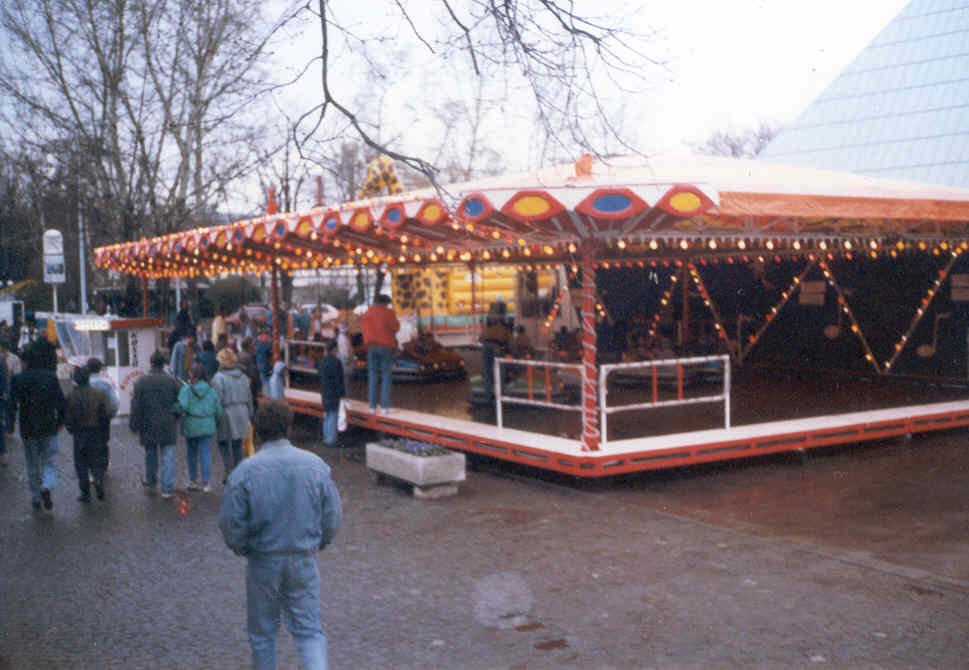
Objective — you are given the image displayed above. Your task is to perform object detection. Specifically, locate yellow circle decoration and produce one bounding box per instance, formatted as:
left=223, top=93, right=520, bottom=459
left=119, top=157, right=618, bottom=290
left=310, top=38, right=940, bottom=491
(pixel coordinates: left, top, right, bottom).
left=513, top=196, right=551, bottom=217
left=669, top=192, right=702, bottom=212
left=352, top=212, right=370, bottom=229
left=423, top=204, right=441, bottom=221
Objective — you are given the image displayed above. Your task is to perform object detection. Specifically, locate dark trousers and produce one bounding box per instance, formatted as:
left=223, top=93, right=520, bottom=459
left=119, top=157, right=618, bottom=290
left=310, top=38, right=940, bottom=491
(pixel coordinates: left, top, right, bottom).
left=73, top=430, right=108, bottom=494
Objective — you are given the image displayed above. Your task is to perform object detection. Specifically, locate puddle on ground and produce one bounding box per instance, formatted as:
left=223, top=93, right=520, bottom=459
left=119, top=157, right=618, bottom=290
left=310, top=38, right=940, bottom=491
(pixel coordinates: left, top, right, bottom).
left=534, top=638, right=569, bottom=651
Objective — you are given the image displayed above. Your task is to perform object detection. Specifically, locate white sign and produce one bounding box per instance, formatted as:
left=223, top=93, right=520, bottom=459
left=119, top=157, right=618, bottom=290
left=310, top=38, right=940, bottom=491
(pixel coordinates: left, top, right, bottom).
left=44, top=255, right=66, bottom=284
left=43, top=230, right=64, bottom=255
left=43, top=230, right=66, bottom=284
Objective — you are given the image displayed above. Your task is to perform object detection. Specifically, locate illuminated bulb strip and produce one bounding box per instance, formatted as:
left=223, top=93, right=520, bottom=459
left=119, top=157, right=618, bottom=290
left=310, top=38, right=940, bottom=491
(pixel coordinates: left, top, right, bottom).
left=645, top=271, right=679, bottom=344
left=818, top=260, right=881, bottom=373
left=543, top=285, right=570, bottom=330
left=740, top=259, right=817, bottom=363
left=687, top=263, right=728, bottom=342
left=883, top=249, right=961, bottom=372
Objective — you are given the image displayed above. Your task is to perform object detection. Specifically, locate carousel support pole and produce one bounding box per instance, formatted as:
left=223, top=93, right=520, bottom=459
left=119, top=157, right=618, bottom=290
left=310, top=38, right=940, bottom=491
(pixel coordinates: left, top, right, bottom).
left=680, top=263, right=689, bottom=352
left=469, top=261, right=478, bottom=336
left=270, top=263, right=281, bottom=363
left=141, top=276, right=149, bottom=317
left=579, top=244, right=600, bottom=451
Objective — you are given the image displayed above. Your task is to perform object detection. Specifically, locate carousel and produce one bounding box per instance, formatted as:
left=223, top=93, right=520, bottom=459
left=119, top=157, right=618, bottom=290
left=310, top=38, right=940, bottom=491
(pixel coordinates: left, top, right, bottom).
left=94, top=153, right=969, bottom=477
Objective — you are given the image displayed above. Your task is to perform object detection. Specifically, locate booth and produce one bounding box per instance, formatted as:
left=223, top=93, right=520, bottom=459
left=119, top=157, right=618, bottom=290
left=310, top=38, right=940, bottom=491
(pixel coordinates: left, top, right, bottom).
left=34, top=313, right=162, bottom=416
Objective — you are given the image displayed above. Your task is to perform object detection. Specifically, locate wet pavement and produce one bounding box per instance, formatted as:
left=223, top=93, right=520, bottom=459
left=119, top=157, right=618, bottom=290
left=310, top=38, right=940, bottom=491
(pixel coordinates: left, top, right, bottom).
left=1, top=394, right=968, bottom=668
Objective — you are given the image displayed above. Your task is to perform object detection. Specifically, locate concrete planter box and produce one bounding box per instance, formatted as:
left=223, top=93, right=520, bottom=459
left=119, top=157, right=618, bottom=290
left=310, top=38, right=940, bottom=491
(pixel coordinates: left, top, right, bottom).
left=366, top=442, right=466, bottom=498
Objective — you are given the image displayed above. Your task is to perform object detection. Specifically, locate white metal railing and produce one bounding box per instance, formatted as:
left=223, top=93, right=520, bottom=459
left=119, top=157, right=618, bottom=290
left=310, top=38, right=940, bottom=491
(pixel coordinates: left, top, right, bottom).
left=598, top=355, right=731, bottom=447
left=494, top=357, right=582, bottom=429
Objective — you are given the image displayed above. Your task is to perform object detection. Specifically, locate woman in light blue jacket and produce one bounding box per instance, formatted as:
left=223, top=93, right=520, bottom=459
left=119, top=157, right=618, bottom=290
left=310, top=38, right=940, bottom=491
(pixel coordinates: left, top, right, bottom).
left=178, top=363, right=222, bottom=493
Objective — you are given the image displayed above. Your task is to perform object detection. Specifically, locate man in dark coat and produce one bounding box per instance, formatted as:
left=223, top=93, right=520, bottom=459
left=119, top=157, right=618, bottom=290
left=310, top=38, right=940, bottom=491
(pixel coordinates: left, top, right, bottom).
left=317, top=340, right=346, bottom=447
left=130, top=350, right=182, bottom=498
left=64, top=367, right=110, bottom=502
left=11, top=341, right=66, bottom=511
left=168, top=300, right=195, bottom=350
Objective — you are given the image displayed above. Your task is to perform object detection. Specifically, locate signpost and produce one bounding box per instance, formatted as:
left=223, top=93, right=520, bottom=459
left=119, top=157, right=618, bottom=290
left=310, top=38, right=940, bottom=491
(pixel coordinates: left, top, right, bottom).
left=43, top=229, right=66, bottom=313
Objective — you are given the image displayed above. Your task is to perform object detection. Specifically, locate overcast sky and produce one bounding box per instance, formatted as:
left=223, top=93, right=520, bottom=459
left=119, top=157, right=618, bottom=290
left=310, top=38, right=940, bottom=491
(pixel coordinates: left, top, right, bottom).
left=252, top=0, right=909, bottom=209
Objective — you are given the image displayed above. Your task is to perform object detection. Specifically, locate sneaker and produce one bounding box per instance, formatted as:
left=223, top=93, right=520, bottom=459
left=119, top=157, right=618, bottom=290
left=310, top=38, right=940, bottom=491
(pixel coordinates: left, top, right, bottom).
left=77, top=493, right=91, bottom=504
left=201, top=484, right=211, bottom=494
left=377, top=407, right=395, bottom=416
left=368, top=406, right=377, bottom=413
left=41, top=489, right=53, bottom=511
left=187, top=481, right=202, bottom=491
left=160, top=491, right=174, bottom=499
left=31, top=499, right=42, bottom=511
left=94, top=482, right=105, bottom=500
left=141, top=479, right=157, bottom=491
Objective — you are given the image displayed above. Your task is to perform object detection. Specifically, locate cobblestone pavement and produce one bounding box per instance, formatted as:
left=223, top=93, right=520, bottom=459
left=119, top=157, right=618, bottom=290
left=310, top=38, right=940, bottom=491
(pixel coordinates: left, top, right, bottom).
left=1, top=417, right=968, bottom=669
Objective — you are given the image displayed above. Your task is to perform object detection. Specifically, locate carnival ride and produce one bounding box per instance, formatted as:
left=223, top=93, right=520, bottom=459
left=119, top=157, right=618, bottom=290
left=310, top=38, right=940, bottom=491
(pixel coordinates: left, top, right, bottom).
left=95, top=153, right=969, bottom=476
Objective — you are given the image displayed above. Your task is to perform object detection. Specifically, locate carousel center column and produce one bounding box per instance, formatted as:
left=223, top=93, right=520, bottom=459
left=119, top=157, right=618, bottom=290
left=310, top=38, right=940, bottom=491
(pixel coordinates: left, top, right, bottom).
left=579, top=242, right=600, bottom=451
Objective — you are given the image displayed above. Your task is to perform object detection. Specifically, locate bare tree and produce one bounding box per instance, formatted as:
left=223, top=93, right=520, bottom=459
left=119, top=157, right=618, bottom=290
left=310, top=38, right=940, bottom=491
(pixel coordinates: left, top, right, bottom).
left=695, top=123, right=777, bottom=159
left=0, top=0, right=292, bottom=245
left=293, top=1, right=663, bottom=183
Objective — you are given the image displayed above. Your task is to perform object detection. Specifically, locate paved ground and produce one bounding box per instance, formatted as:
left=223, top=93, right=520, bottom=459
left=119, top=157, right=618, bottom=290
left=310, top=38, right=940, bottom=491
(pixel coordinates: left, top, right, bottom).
left=1, top=410, right=968, bottom=669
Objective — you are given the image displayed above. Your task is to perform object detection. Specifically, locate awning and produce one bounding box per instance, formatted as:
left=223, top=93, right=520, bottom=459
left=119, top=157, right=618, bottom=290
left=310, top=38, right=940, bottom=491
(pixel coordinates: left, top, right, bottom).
left=94, top=154, right=969, bottom=278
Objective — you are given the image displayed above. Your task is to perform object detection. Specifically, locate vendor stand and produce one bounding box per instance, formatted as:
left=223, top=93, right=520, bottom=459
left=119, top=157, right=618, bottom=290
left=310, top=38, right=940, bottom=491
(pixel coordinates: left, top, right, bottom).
left=34, top=312, right=162, bottom=416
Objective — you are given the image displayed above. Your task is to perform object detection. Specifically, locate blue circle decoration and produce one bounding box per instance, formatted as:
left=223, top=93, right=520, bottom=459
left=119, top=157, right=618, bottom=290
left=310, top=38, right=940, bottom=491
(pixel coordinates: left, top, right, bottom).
left=464, top=198, right=485, bottom=217
left=200, top=237, right=209, bottom=247
left=174, top=243, right=182, bottom=252
left=275, top=223, right=286, bottom=237
left=325, top=216, right=339, bottom=232
left=387, top=207, right=402, bottom=223
left=593, top=193, right=631, bottom=213
left=233, top=230, right=245, bottom=242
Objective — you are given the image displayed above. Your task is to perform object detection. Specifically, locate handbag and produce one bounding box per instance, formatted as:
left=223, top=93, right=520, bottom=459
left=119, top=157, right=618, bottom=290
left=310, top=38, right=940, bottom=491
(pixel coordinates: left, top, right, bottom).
left=337, top=399, right=348, bottom=432
left=242, top=423, right=255, bottom=457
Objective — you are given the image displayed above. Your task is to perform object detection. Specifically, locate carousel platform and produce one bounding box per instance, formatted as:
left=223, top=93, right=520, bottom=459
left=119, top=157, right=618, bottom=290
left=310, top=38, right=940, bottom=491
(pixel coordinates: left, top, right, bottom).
left=284, top=387, right=969, bottom=478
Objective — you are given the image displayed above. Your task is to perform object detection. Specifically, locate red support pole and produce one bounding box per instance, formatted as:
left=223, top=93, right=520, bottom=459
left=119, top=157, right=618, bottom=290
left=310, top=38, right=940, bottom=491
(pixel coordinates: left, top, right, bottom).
left=579, top=245, right=600, bottom=451
left=141, top=276, right=149, bottom=317
left=271, top=264, right=281, bottom=363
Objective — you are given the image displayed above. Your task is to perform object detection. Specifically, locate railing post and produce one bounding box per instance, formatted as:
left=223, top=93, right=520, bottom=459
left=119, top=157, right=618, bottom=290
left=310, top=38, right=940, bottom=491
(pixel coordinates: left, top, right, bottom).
left=495, top=357, right=504, bottom=429
left=723, top=355, right=731, bottom=428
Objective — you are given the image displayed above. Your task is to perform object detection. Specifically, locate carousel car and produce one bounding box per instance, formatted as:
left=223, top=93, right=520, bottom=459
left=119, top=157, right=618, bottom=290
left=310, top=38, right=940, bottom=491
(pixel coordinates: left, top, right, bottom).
left=352, top=338, right=467, bottom=382
left=225, top=304, right=270, bottom=326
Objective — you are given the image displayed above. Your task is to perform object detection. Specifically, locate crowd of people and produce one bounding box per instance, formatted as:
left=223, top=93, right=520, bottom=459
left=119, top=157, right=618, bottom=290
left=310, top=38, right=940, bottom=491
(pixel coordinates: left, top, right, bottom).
left=3, top=305, right=344, bottom=668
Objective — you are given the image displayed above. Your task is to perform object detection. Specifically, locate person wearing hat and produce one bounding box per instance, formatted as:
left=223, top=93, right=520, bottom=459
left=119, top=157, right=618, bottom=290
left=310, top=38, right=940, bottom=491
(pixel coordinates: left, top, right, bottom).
left=361, top=293, right=399, bottom=414
left=211, top=347, right=254, bottom=484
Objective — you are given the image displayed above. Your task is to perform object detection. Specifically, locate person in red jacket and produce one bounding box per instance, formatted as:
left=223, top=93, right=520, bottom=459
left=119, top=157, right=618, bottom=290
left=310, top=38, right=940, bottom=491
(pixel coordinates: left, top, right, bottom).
left=361, top=294, right=399, bottom=413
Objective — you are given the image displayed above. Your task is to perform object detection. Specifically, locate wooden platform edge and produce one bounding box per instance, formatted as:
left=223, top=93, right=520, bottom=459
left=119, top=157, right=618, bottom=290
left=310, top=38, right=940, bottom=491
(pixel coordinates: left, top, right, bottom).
left=284, top=390, right=969, bottom=478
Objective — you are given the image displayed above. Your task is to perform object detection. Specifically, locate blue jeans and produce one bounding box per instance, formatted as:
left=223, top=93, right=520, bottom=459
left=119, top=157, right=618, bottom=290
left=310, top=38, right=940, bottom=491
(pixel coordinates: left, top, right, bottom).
left=23, top=435, right=59, bottom=501
left=247, top=553, right=327, bottom=670
left=144, top=443, right=176, bottom=494
left=186, top=435, right=213, bottom=485
left=367, top=346, right=393, bottom=410
left=321, top=412, right=338, bottom=446
left=218, top=439, right=243, bottom=481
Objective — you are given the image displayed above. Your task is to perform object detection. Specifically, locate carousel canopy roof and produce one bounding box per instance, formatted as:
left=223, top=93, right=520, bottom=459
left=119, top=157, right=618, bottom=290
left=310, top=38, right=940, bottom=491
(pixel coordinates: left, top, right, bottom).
left=94, top=154, right=969, bottom=278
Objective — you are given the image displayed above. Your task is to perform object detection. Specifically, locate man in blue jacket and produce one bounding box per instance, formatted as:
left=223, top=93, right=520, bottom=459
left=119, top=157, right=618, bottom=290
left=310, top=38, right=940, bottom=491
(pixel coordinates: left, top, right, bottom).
left=219, top=400, right=342, bottom=670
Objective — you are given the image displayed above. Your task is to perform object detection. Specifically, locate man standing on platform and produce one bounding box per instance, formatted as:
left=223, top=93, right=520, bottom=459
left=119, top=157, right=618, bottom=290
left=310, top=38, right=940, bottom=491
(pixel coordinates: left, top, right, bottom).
left=219, top=400, right=342, bottom=670
left=361, top=294, right=399, bottom=414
